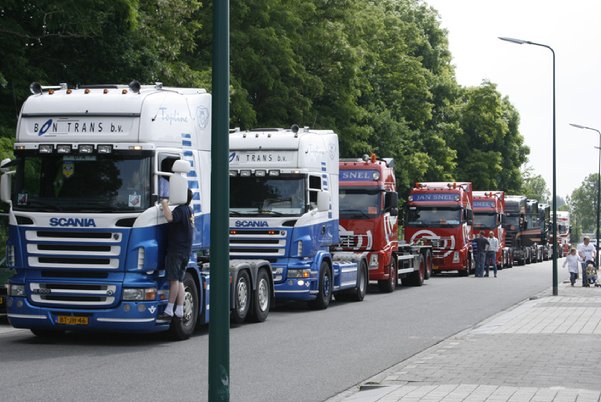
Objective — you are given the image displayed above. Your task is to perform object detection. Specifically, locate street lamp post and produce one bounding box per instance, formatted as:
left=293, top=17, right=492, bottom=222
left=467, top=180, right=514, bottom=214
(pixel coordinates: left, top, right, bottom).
left=499, top=36, right=558, bottom=296
left=570, top=123, right=601, bottom=268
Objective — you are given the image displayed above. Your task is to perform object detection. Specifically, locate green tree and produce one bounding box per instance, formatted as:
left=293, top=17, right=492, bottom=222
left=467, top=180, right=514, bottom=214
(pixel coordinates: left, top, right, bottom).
left=451, top=81, right=529, bottom=191
left=570, top=173, right=598, bottom=234
left=522, top=172, right=550, bottom=203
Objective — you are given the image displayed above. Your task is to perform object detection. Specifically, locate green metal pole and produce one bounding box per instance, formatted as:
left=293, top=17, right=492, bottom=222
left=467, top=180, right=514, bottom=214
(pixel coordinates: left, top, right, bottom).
left=550, top=45, right=557, bottom=296
left=209, top=0, right=230, bottom=400
left=595, top=137, right=601, bottom=268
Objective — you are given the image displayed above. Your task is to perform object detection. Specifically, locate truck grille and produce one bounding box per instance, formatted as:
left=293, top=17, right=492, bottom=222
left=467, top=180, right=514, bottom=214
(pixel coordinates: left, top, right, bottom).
left=229, top=229, right=287, bottom=257
left=339, top=235, right=371, bottom=250
left=25, top=229, right=122, bottom=270
left=29, top=282, right=117, bottom=307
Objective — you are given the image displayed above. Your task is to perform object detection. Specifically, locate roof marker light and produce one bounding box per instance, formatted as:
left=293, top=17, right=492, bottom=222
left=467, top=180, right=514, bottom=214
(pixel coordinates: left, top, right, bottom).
left=79, top=145, right=94, bottom=154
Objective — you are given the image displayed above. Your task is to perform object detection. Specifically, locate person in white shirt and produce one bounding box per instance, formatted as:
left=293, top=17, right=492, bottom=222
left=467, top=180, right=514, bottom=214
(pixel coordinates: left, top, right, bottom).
left=577, top=236, right=596, bottom=287
left=485, top=231, right=500, bottom=277
left=563, top=248, right=580, bottom=286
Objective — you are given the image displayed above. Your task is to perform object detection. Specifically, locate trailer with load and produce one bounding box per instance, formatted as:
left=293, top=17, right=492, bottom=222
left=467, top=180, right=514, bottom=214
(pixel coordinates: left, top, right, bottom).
left=228, top=126, right=367, bottom=309
left=405, top=182, right=473, bottom=276
left=2, top=82, right=274, bottom=339
left=336, top=155, right=432, bottom=291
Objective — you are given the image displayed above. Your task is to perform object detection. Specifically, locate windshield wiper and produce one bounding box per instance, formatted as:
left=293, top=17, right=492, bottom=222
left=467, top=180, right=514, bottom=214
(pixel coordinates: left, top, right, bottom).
left=23, top=199, right=63, bottom=212
left=258, top=209, right=284, bottom=216
left=340, top=209, right=370, bottom=219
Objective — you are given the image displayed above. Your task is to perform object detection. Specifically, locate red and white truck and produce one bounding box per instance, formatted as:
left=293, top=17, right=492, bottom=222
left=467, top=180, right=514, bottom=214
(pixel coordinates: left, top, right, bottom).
left=472, top=191, right=512, bottom=268
left=405, top=182, right=473, bottom=276
left=336, top=156, right=432, bottom=291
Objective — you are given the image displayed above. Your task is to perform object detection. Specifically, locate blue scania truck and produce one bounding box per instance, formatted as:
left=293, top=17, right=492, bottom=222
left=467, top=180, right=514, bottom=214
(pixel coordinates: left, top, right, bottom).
left=2, top=82, right=273, bottom=339
left=228, top=126, right=368, bottom=309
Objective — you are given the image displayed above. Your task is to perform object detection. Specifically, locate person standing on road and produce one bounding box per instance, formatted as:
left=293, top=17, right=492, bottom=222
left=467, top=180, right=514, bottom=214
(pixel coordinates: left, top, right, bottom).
left=485, top=231, right=499, bottom=277
left=577, top=236, right=596, bottom=287
left=160, top=188, right=194, bottom=319
left=474, top=232, right=489, bottom=278
left=563, top=248, right=579, bottom=286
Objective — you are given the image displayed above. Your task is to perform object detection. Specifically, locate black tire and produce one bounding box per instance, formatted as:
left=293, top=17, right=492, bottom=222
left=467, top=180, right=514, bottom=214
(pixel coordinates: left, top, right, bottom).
left=30, top=328, right=65, bottom=338
left=349, top=260, right=367, bottom=301
left=230, top=270, right=251, bottom=324
left=405, top=254, right=425, bottom=285
left=309, top=261, right=332, bottom=310
left=378, top=258, right=397, bottom=293
left=249, top=268, right=271, bottom=323
left=169, top=272, right=199, bottom=341
left=424, top=250, right=433, bottom=280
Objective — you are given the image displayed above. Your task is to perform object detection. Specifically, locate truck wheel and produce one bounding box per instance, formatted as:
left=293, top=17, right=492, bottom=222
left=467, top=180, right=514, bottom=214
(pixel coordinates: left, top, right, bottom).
left=459, top=255, right=470, bottom=277
left=378, top=258, right=397, bottom=293
left=249, top=268, right=271, bottom=323
left=231, top=270, right=251, bottom=324
left=424, top=250, right=433, bottom=279
left=309, top=262, right=332, bottom=310
left=406, top=254, right=425, bottom=286
left=350, top=260, right=367, bottom=301
left=169, top=272, right=199, bottom=341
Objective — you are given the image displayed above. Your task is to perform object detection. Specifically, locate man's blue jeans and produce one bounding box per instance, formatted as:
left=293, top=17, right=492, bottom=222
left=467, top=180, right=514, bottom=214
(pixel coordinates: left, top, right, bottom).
left=476, top=252, right=486, bottom=277
left=582, top=262, right=589, bottom=286
left=486, top=251, right=497, bottom=276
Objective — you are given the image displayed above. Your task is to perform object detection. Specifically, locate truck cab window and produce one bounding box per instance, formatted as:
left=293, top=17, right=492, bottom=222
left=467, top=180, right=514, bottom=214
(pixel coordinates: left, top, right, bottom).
left=13, top=152, right=152, bottom=212
left=309, top=175, right=321, bottom=207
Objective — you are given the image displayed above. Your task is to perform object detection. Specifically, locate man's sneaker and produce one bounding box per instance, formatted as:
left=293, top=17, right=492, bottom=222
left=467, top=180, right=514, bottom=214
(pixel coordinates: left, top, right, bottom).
left=157, top=312, right=173, bottom=322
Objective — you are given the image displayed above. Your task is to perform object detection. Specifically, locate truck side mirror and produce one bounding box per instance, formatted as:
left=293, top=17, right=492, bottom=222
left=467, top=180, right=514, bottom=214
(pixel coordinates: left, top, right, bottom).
left=0, top=158, right=13, bottom=204
left=168, top=160, right=191, bottom=205
left=384, top=192, right=399, bottom=211
left=0, top=172, right=11, bottom=204
left=317, top=191, right=329, bottom=212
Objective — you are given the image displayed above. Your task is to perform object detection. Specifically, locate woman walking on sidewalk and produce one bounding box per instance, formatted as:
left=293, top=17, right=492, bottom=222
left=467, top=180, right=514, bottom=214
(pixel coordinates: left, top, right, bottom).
left=563, top=248, right=580, bottom=286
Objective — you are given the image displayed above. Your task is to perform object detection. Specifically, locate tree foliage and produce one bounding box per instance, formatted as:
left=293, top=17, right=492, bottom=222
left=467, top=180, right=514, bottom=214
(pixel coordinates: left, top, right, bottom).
left=0, top=0, right=531, bottom=198
left=569, top=174, right=599, bottom=234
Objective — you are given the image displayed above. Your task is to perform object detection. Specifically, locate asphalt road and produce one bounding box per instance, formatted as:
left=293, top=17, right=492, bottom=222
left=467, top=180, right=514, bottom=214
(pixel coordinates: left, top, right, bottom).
left=0, top=260, right=568, bottom=402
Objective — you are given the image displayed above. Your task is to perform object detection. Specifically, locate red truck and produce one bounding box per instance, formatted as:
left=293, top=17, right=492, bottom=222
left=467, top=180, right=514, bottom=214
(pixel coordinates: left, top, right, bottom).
left=337, top=156, right=432, bottom=291
left=405, top=182, right=473, bottom=276
left=472, top=191, right=513, bottom=269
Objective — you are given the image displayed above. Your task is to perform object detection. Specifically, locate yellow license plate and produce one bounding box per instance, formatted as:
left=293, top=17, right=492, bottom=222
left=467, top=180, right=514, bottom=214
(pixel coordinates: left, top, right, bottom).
left=57, top=316, right=88, bottom=325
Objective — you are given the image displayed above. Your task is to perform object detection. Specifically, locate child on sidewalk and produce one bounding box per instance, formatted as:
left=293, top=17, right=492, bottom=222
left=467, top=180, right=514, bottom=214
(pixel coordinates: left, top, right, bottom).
left=563, top=248, right=579, bottom=286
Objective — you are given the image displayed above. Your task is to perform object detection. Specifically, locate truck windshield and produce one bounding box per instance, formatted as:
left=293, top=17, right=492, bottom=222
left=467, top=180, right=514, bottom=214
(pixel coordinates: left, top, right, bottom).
left=339, top=189, right=381, bottom=219
left=504, top=216, right=520, bottom=227
left=473, top=213, right=497, bottom=229
left=230, top=175, right=306, bottom=216
left=407, top=207, right=461, bottom=226
left=558, top=224, right=569, bottom=235
left=12, top=152, right=152, bottom=212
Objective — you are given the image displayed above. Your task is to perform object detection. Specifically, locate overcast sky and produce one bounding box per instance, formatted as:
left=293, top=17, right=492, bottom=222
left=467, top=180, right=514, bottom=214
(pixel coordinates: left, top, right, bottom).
left=423, top=0, right=601, bottom=200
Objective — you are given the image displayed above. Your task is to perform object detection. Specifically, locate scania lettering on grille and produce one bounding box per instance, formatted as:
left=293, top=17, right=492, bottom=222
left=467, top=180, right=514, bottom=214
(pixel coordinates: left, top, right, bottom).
left=235, top=220, right=269, bottom=228
left=49, top=217, right=97, bottom=227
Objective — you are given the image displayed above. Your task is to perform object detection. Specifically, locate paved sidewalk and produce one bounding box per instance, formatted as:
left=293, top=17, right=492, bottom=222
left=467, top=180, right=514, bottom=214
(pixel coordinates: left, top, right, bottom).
left=329, top=281, right=601, bottom=402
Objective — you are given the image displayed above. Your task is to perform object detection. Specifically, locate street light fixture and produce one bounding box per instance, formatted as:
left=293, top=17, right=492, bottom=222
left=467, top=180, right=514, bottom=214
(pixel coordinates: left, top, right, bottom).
left=570, top=123, right=601, bottom=267
left=499, top=36, right=558, bottom=296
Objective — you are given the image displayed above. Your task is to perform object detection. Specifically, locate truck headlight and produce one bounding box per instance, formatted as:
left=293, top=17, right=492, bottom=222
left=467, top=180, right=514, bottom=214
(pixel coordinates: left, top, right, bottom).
left=287, top=269, right=311, bottom=278
left=369, top=254, right=379, bottom=268
left=122, top=287, right=157, bottom=301
left=9, top=284, right=25, bottom=297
